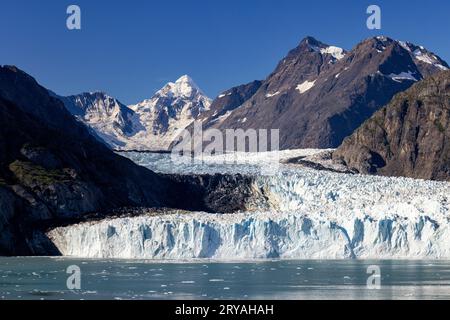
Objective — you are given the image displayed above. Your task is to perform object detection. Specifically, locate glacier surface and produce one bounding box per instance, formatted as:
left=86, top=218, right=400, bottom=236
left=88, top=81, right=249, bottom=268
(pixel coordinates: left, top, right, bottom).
left=48, top=151, right=450, bottom=260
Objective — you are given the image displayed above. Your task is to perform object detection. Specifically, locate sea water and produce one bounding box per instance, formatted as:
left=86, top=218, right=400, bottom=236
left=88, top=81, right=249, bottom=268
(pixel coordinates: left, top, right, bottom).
left=1, top=258, right=450, bottom=300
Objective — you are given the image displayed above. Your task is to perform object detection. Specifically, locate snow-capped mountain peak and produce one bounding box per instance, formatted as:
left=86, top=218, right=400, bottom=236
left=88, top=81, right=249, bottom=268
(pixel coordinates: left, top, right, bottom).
left=128, top=76, right=211, bottom=150
left=60, top=75, right=211, bottom=151
left=131, top=75, right=210, bottom=114
left=175, top=74, right=199, bottom=89
left=155, top=74, right=203, bottom=99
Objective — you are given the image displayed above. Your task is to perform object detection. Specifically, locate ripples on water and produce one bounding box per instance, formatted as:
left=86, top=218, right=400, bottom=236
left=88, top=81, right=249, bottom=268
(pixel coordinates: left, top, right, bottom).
left=1, top=258, right=450, bottom=300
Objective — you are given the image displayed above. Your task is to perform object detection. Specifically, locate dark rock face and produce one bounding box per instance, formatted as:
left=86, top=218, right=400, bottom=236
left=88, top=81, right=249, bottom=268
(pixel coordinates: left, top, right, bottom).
left=164, top=174, right=263, bottom=214
left=202, top=36, right=448, bottom=150
left=333, top=70, right=450, bottom=181
left=0, top=187, right=21, bottom=254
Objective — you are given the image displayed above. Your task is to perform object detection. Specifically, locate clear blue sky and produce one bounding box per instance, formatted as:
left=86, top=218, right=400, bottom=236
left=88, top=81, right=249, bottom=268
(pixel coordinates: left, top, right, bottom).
left=1, top=0, right=449, bottom=104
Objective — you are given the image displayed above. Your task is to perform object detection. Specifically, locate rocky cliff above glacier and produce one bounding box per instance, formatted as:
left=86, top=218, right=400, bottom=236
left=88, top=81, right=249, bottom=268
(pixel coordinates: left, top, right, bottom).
left=334, top=70, right=450, bottom=181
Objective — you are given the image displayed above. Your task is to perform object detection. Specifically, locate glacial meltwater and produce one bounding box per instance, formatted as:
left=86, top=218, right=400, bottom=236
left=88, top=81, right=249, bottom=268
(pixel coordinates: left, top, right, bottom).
left=1, top=258, right=450, bottom=300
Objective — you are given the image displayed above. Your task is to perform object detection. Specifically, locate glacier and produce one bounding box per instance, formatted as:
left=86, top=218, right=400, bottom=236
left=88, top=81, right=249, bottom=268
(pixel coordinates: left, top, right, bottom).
left=48, top=151, right=450, bottom=260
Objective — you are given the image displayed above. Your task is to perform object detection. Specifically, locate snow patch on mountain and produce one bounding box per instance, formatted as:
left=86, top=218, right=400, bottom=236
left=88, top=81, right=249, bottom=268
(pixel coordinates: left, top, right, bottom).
left=309, top=43, right=346, bottom=61
left=296, top=80, right=316, bottom=94
left=388, top=71, right=418, bottom=82
left=210, top=111, right=233, bottom=125
left=266, top=91, right=280, bottom=98
left=396, top=39, right=448, bottom=71
left=320, top=46, right=346, bottom=60
left=414, top=52, right=448, bottom=70
left=218, top=92, right=232, bottom=99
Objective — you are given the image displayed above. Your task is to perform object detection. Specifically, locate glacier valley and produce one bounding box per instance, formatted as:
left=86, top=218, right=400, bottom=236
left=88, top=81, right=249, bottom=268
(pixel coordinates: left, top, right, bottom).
left=48, top=150, right=450, bottom=260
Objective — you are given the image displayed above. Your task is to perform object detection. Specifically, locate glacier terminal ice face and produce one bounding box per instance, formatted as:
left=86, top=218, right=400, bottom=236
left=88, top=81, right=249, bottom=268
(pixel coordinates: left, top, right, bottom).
left=48, top=152, right=450, bottom=260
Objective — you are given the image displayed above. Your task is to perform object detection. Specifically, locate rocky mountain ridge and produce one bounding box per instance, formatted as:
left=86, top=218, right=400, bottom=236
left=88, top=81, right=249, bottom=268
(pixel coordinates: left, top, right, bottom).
left=333, top=70, right=450, bottom=181
left=198, top=36, right=448, bottom=150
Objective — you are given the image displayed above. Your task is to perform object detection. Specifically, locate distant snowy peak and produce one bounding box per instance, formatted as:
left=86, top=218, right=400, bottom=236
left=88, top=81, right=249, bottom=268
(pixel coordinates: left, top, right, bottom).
left=124, top=75, right=211, bottom=151
left=162, top=74, right=203, bottom=98
left=131, top=75, right=211, bottom=114
left=147, top=75, right=204, bottom=100
left=61, top=75, right=211, bottom=151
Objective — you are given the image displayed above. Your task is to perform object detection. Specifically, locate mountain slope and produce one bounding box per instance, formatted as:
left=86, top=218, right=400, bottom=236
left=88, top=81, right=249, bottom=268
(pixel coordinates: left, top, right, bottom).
left=59, top=92, right=144, bottom=148
left=197, top=80, right=263, bottom=129
left=172, top=80, right=264, bottom=149
left=203, top=36, right=448, bottom=150
left=333, top=70, right=450, bottom=181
